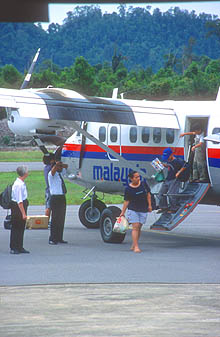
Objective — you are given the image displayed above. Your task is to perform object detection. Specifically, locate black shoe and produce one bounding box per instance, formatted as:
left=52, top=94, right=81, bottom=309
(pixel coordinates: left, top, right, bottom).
left=10, top=249, right=20, bottom=254
left=19, top=248, right=30, bottom=254
left=58, top=240, right=68, bottom=244
left=49, top=240, right=57, bottom=245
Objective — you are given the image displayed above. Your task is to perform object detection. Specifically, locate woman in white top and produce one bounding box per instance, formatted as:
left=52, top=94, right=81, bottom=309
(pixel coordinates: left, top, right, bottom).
left=10, top=165, right=29, bottom=254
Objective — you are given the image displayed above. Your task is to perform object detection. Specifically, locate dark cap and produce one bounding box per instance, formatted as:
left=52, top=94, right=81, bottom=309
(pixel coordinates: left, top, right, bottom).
left=162, top=147, right=173, bottom=161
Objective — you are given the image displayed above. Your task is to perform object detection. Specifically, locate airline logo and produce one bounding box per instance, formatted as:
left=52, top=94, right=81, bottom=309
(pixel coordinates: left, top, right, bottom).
left=93, top=163, right=146, bottom=186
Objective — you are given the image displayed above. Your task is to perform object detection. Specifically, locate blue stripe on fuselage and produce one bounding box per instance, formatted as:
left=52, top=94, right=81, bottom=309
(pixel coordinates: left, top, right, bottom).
left=208, top=157, right=220, bottom=168
left=61, top=149, right=185, bottom=162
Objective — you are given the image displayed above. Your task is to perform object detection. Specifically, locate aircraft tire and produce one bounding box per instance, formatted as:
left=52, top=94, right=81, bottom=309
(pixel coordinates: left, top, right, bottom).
left=79, top=199, right=106, bottom=229
left=100, top=206, right=126, bottom=244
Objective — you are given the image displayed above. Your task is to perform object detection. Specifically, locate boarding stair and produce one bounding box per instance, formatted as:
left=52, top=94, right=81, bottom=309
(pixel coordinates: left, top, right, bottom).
left=150, top=182, right=210, bottom=231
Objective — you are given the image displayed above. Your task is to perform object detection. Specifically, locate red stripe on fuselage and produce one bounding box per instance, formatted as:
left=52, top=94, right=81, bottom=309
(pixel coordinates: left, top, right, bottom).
left=63, top=143, right=184, bottom=156
left=208, top=148, right=220, bottom=159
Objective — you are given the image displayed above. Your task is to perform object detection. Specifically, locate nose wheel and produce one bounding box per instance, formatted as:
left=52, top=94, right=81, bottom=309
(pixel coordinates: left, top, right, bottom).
left=78, top=199, right=106, bottom=228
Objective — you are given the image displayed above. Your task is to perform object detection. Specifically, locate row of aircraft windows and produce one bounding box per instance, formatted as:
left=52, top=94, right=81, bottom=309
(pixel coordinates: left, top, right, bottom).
left=98, top=126, right=176, bottom=144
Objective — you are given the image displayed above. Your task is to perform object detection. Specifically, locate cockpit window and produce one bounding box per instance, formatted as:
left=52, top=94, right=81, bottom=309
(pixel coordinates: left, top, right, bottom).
left=110, top=126, right=118, bottom=142
left=153, top=128, right=161, bottom=143
left=166, top=129, right=175, bottom=144
left=99, top=126, right=106, bottom=142
left=212, top=127, right=220, bottom=134
left=142, top=127, right=150, bottom=143
left=130, top=127, right=137, bottom=143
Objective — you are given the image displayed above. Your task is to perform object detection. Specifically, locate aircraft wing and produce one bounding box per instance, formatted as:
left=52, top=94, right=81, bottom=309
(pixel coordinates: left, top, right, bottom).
left=0, top=87, right=180, bottom=129
left=204, top=134, right=220, bottom=143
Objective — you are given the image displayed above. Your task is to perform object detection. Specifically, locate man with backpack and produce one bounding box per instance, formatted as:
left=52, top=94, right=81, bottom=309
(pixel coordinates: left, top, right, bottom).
left=10, top=165, right=29, bottom=254
left=157, top=148, right=186, bottom=214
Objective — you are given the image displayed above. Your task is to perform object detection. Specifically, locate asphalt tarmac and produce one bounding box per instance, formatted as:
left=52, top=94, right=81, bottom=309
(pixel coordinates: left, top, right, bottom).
left=0, top=161, right=44, bottom=172
left=1, top=204, right=220, bottom=336
left=1, top=204, right=220, bottom=284
left=1, top=162, right=220, bottom=336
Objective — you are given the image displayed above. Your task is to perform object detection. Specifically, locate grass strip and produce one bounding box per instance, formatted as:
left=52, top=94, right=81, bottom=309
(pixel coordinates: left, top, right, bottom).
left=0, top=171, right=123, bottom=205
left=0, top=150, right=44, bottom=162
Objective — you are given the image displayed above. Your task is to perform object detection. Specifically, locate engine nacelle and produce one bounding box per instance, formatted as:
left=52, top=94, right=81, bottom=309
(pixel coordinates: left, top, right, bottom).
left=7, top=108, right=63, bottom=136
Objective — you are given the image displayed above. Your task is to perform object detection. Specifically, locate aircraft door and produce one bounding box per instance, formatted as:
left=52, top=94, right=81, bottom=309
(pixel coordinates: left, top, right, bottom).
left=107, top=124, right=122, bottom=161
left=183, top=117, right=210, bottom=182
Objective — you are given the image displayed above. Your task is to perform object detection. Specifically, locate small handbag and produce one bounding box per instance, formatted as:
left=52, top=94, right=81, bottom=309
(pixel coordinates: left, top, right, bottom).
left=4, top=213, right=12, bottom=230
left=113, top=216, right=129, bottom=233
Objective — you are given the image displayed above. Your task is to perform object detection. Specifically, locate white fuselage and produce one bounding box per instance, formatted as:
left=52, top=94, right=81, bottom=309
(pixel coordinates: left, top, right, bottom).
left=61, top=99, right=220, bottom=204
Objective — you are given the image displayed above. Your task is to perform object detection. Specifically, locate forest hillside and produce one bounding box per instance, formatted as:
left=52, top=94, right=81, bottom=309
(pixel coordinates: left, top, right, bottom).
left=0, top=4, right=219, bottom=73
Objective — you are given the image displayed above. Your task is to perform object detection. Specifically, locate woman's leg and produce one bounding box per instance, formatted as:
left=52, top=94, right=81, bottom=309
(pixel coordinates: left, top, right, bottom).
left=131, top=222, right=142, bottom=253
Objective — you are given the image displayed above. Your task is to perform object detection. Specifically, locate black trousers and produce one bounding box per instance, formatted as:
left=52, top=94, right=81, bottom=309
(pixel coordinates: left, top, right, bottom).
left=10, top=199, right=28, bottom=250
left=49, top=194, right=66, bottom=243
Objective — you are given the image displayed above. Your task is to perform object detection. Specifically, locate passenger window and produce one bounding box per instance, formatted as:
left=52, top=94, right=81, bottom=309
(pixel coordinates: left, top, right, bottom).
left=142, top=127, right=150, bottom=143
left=153, top=128, right=161, bottom=143
left=110, top=126, right=118, bottom=142
left=212, top=128, right=220, bottom=134
left=99, top=126, right=106, bottom=142
left=166, top=129, right=175, bottom=144
left=130, top=127, right=137, bottom=143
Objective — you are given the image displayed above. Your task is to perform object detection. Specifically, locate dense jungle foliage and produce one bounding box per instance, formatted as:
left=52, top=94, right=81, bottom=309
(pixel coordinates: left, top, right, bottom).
left=0, top=4, right=220, bottom=73
left=0, top=3, right=220, bottom=120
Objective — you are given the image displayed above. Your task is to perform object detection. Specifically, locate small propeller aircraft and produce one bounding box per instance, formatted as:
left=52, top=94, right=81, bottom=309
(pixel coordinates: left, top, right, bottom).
left=0, top=49, right=220, bottom=243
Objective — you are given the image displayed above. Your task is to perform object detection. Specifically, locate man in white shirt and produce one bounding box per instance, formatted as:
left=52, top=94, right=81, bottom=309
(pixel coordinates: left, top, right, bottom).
left=48, top=161, right=68, bottom=245
left=10, top=165, right=29, bottom=254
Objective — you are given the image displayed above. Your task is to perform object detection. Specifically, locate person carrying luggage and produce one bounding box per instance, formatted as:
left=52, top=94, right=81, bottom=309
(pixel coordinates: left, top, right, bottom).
left=157, top=148, right=186, bottom=214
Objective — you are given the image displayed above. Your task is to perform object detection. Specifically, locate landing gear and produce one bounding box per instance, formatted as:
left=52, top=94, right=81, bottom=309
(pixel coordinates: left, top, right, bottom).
left=79, top=199, right=106, bottom=229
left=100, top=206, right=126, bottom=244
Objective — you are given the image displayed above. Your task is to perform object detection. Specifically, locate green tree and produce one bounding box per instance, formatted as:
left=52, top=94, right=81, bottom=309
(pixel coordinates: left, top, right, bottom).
left=206, top=18, right=220, bottom=42
left=181, top=37, right=197, bottom=74
left=72, top=56, right=98, bottom=94
left=2, top=64, right=22, bottom=86
left=30, top=69, right=59, bottom=88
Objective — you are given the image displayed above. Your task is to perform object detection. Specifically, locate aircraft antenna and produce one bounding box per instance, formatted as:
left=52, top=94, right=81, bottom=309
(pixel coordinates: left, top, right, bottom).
left=112, top=88, right=118, bottom=99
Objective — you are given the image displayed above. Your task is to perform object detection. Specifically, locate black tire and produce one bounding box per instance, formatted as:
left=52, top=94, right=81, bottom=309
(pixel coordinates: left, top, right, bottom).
left=79, top=199, right=106, bottom=229
left=100, top=206, right=126, bottom=244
